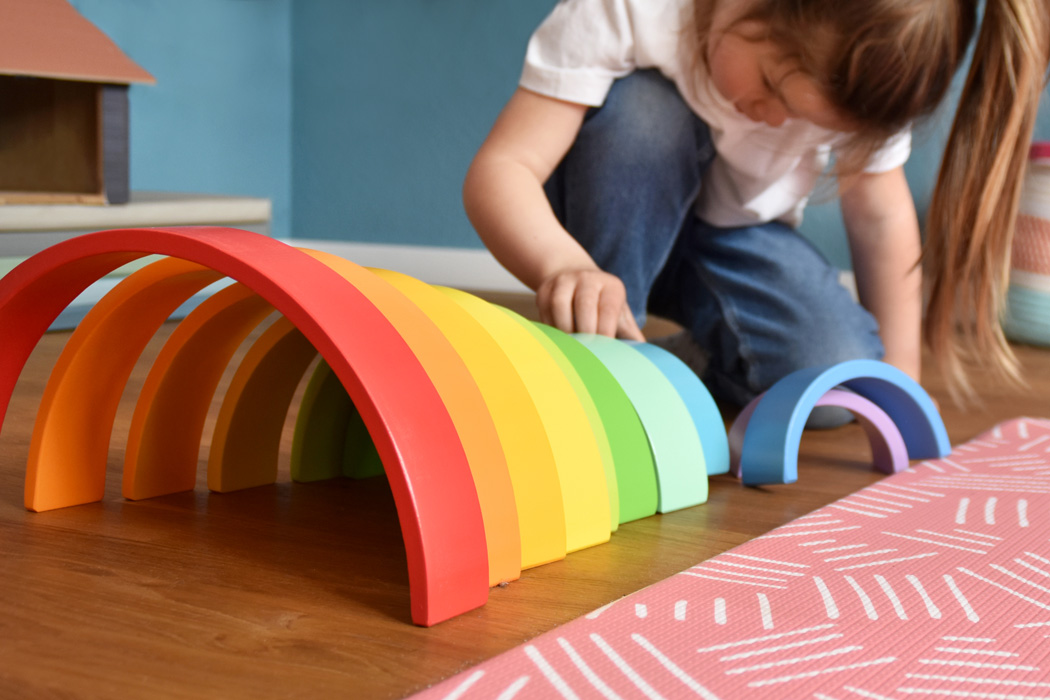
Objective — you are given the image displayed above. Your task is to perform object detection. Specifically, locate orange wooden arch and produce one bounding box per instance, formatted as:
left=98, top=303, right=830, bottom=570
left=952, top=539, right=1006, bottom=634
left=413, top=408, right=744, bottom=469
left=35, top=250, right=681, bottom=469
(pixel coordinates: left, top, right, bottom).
left=124, top=280, right=276, bottom=501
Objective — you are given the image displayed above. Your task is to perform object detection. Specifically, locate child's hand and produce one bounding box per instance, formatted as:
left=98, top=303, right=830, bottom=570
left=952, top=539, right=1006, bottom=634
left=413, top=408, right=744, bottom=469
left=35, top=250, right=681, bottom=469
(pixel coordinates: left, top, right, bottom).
left=536, top=268, right=645, bottom=341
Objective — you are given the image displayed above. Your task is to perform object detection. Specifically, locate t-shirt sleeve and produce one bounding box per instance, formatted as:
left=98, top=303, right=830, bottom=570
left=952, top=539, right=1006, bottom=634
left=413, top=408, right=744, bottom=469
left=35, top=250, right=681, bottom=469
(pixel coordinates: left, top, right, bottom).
left=519, top=0, right=638, bottom=107
left=862, top=128, right=912, bottom=173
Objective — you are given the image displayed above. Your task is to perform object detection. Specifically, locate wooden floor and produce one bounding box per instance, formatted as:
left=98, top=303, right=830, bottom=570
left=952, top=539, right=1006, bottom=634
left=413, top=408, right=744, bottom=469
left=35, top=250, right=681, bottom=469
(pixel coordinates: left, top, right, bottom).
left=2, top=293, right=1050, bottom=699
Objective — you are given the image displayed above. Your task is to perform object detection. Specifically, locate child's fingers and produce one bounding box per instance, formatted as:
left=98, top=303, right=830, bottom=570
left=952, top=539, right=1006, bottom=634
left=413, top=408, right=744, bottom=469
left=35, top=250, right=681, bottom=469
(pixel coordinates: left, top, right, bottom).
left=573, top=281, right=602, bottom=335
left=616, top=307, right=645, bottom=341
left=535, top=291, right=554, bottom=327
left=596, top=281, right=627, bottom=338
left=537, top=274, right=577, bottom=332
left=537, top=269, right=636, bottom=339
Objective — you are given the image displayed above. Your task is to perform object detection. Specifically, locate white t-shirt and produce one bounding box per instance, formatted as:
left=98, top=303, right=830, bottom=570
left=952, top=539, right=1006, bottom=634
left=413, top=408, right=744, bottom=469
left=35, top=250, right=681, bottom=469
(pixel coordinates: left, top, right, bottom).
left=520, top=0, right=912, bottom=228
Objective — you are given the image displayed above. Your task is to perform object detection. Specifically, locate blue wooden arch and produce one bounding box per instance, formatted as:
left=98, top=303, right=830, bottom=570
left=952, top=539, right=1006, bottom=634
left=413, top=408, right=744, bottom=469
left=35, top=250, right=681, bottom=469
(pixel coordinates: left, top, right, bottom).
left=738, top=359, right=951, bottom=485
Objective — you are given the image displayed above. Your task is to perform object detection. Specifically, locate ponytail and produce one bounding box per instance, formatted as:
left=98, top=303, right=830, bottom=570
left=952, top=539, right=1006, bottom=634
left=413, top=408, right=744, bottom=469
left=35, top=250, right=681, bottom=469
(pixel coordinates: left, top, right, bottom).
left=923, top=0, right=1050, bottom=400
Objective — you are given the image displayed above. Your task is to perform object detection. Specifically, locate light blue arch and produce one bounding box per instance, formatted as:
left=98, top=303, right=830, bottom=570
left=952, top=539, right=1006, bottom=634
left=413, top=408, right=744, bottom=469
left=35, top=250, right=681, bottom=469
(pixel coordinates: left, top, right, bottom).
left=628, top=341, right=729, bottom=476
left=574, top=334, right=708, bottom=512
left=738, top=359, right=950, bottom=485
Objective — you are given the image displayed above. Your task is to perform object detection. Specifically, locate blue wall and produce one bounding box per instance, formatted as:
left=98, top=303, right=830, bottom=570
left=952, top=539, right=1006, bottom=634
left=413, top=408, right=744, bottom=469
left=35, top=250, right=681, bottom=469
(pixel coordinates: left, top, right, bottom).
left=69, top=1, right=1050, bottom=269
left=70, top=0, right=293, bottom=238
left=290, top=0, right=551, bottom=244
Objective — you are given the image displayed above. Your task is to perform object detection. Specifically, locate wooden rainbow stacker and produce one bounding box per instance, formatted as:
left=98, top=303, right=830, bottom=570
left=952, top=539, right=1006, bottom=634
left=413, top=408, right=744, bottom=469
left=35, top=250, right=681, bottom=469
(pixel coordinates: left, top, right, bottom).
left=0, top=227, right=949, bottom=626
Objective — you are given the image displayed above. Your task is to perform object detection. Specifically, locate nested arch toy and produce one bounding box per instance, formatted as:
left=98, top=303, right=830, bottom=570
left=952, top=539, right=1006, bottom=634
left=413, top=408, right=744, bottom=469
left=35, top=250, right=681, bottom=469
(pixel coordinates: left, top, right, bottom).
left=0, top=227, right=486, bottom=626
left=0, top=227, right=730, bottom=625
left=0, top=227, right=949, bottom=626
left=730, top=360, right=951, bottom=485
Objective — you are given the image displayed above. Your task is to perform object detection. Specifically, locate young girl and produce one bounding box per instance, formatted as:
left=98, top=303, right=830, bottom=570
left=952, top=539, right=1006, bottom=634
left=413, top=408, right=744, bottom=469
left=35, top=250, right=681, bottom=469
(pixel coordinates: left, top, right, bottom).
left=463, top=0, right=1049, bottom=411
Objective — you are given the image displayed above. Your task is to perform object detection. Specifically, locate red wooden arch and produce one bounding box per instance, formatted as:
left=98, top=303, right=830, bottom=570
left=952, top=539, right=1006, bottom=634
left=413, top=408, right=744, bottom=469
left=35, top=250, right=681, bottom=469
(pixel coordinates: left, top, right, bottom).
left=0, top=227, right=488, bottom=626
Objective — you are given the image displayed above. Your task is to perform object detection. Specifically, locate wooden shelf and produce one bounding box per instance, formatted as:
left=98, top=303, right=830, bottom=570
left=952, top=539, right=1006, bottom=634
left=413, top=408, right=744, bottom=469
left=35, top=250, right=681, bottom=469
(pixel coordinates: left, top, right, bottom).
left=0, top=191, right=271, bottom=330
left=0, top=190, right=272, bottom=257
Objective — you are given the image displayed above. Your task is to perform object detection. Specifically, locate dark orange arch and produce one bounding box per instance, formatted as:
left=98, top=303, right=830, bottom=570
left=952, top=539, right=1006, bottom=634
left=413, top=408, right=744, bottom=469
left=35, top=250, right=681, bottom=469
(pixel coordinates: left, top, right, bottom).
left=28, top=256, right=223, bottom=511
left=0, top=226, right=488, bottom=626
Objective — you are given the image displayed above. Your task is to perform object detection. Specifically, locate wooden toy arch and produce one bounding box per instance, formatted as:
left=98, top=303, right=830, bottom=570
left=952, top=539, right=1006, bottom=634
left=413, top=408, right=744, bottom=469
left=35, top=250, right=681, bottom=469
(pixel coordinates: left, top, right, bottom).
left=0, top=226, right=488, bottom=627
left=729, top=388, right=911, bottom=480
left=735, top=359, right=951, bottom=485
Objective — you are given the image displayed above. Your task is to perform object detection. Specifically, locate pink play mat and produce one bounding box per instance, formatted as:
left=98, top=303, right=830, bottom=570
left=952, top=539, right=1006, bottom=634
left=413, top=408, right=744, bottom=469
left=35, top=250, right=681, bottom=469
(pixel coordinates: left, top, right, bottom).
left=413, top=417, right=1050, bottom=698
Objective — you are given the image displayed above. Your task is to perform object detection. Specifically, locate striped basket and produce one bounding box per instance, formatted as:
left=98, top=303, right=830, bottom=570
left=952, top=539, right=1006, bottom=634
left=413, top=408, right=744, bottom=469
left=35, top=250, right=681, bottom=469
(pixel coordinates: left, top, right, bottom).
left=1004, top=142, right=1050, bottom=346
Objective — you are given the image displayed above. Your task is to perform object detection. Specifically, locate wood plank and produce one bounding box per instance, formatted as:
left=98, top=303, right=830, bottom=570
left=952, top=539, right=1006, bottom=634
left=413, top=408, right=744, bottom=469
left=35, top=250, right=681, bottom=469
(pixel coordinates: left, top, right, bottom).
left=1, top=297, right=1048, bottom=698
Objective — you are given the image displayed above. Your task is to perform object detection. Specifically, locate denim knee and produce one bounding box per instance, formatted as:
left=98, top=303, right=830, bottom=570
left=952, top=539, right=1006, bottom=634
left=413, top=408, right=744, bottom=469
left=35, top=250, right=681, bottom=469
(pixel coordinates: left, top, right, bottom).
left=761, top=299, right=884, bottom=385
left=732, top=290, right=885, bottom=409
left=580, top=70, right=713, bottom=168
left=653, top=220, right=885, bottom=408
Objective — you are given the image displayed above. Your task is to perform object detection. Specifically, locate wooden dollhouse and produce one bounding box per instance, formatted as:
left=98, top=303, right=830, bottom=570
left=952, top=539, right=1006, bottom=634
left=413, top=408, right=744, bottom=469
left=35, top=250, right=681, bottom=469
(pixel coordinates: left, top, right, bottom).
left=0, top=0, right=154, bottom=204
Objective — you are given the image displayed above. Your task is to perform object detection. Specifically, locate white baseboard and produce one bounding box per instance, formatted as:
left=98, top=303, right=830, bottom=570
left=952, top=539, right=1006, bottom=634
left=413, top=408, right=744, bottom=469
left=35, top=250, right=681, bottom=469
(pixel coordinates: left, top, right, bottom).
left=43, top=238, right=855, bottom=331
left=51, top=278, right=235, bottom=331
left=294, top=241, right=859, bottom=299
left=288, top=239, right=529, bottom=293
left=46, top=241, right=527, bottom=331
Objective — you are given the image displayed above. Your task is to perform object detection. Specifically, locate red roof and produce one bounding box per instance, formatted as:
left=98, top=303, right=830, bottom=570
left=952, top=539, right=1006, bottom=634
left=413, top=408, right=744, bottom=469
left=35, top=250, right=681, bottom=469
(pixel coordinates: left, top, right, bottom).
left=0, top=0, right=154, bottom=84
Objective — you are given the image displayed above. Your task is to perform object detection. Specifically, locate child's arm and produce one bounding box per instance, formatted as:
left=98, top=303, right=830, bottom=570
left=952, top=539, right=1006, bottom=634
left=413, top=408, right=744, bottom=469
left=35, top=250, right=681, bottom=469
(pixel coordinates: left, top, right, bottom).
left=840, top=166, right=923, bottom=382
left=463, top=87, right=645, bottom=340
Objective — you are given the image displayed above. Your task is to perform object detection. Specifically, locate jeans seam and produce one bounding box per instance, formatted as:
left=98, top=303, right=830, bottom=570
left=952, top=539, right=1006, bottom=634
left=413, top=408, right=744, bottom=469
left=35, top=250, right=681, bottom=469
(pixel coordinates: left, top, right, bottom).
left=642, top=180, right=706, bottom=326
left=685, top=246, right=760, bottom=397
left=645, top=122, right=712, bottom=322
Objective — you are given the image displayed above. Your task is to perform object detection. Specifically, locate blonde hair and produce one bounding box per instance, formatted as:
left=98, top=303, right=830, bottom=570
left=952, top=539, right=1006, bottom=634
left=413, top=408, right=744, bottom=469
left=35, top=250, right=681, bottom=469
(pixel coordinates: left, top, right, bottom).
left=701, top=0, right=1050, bottom=398
left=924, top=0, right=1050, bottom=399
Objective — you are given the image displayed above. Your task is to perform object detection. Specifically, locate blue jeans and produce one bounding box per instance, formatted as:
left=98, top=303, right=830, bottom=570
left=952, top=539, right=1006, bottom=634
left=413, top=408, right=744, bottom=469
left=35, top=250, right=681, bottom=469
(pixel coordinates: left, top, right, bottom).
left=545, top=70, right=884, bottom=408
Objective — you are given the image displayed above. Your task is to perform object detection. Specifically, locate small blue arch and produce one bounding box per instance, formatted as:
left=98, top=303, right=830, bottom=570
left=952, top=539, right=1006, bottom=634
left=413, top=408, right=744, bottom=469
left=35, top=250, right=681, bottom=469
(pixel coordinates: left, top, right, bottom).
left=629, top=341, right=729, bottom=476
left=738, top=359, right=950, bottom=485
